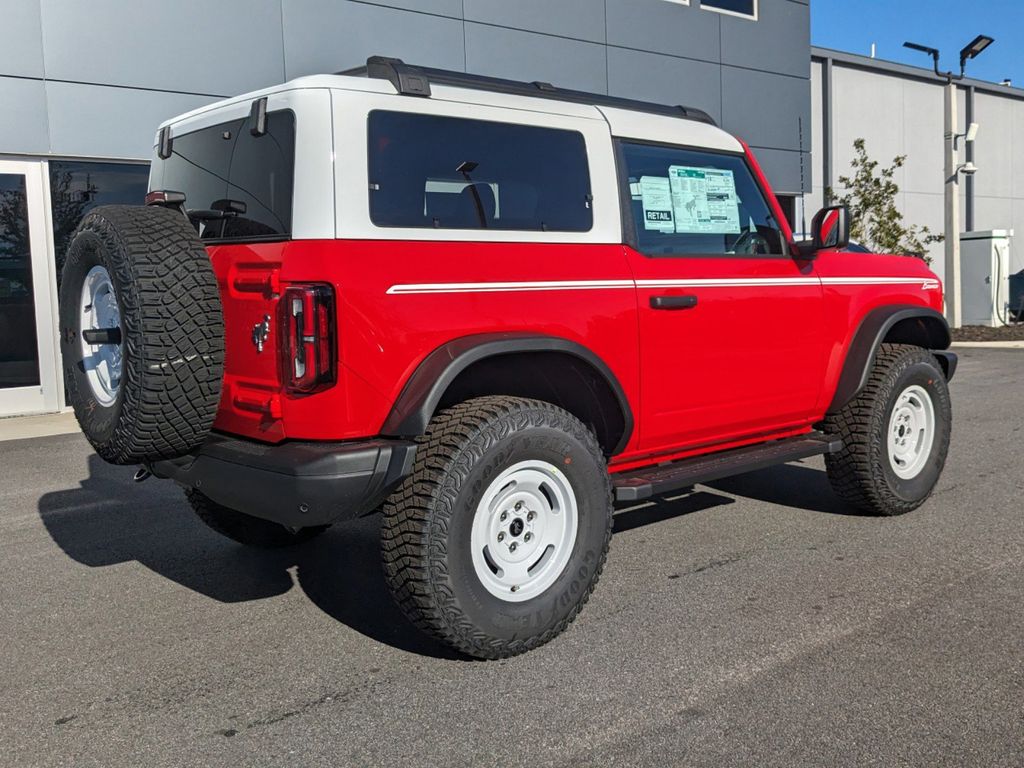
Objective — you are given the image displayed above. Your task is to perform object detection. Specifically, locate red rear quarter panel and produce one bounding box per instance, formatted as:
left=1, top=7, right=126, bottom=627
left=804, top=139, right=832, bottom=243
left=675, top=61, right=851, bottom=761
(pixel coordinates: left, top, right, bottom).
left=209, top=240, right=641, bottom=448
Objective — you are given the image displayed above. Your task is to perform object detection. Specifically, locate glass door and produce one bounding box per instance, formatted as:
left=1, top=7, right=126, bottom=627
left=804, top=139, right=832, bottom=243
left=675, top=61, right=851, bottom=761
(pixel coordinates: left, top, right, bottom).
left=0, top=159, right=60, bottom=416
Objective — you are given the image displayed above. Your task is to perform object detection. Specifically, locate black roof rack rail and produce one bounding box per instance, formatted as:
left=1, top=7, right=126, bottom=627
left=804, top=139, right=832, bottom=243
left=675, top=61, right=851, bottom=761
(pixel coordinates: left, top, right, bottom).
left=337, top=56, right=717, bottom=126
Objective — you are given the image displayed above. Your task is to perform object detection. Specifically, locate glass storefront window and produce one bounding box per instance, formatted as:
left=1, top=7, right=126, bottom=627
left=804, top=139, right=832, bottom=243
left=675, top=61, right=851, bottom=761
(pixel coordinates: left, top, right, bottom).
left=0, top=174, right=40, bottom=388
left=49, top=161, right=150, bottom=277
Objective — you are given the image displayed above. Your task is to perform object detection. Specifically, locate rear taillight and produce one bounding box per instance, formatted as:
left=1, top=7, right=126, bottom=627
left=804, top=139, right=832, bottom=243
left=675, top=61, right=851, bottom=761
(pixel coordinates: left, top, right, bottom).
left=279, top=284, right=336, bottom=395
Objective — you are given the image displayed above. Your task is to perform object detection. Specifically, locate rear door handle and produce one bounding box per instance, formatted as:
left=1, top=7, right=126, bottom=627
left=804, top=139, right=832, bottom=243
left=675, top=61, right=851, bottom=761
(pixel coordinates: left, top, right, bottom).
left=650, top=294, right=698, bottom=310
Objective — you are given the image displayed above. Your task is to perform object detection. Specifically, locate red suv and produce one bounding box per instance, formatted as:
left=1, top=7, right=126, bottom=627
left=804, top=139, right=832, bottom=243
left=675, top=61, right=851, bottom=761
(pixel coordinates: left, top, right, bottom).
left=59, top=58, right=955, bottom=659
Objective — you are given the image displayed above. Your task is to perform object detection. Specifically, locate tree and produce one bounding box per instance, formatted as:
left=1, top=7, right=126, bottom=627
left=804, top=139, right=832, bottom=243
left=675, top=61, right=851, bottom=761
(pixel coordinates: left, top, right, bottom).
left=829, top=138, right=943, bottom=258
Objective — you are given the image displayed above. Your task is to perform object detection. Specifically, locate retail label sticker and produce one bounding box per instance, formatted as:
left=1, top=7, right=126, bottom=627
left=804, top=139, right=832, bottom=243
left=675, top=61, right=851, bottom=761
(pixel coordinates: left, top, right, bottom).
left=639, top=176, right=675, bottom=232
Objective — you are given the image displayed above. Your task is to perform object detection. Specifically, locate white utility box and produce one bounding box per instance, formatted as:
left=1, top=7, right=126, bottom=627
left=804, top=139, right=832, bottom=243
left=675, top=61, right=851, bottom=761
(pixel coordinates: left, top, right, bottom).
left=960, top=230, right=1013, bottom=327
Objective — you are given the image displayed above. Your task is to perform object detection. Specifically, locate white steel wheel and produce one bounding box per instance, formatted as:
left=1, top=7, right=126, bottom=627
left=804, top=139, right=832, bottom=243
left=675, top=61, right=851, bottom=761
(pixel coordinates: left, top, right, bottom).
left=886, top=384, right=936, bottom=480
left=470, top=459, right=579, bottom=603
left=79, top=265, right=123, bottom=406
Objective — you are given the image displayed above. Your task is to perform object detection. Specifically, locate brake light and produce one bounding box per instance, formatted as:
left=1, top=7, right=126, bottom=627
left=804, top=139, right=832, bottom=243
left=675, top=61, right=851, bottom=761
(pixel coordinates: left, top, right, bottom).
left=279, top=284, right=336, bottom=395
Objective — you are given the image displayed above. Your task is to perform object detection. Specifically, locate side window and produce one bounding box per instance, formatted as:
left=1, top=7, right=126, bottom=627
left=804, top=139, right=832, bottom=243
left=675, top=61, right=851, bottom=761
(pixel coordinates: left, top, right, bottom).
left=367, top=111, right=593, bottom=232
left=620, top=141, right=785, bottom=257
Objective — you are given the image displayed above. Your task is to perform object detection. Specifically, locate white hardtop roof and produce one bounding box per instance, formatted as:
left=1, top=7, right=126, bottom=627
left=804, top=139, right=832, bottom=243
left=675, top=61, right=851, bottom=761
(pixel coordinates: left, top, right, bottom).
left=156, top=73, right=743, bottom=154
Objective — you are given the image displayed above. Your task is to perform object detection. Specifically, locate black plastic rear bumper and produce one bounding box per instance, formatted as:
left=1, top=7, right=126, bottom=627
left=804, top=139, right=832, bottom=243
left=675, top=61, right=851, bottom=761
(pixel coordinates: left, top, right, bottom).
left=151, top=434, right=417, bottom=528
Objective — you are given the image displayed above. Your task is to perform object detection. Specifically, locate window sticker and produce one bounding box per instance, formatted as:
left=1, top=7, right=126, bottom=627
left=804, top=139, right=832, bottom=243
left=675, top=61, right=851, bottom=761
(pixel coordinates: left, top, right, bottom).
left=668, top=166, right=741, bottom=234
left=639, top=175, right=675, bottom=232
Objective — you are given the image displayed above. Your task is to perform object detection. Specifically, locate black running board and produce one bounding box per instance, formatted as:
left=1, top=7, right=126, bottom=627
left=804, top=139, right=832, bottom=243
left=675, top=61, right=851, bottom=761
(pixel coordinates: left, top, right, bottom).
left=613, top=433, right=843, bottom=502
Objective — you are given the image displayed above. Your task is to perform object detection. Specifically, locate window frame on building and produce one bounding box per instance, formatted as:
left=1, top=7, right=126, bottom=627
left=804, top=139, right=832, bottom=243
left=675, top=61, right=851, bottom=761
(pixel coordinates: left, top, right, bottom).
left=700, top=0, right=758, bottom=21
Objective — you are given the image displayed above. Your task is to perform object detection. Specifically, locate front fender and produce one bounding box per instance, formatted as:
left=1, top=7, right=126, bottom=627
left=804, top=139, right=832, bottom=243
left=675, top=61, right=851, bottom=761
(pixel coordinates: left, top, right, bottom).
left=827, top=306, right=952, bottom=413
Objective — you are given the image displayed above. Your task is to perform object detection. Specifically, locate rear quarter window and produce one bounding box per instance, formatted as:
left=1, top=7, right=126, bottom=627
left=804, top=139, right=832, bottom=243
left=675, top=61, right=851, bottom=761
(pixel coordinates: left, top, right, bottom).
left=367, top=111, right=593, bottom=233
left=150, top=109, right=295, bottom=241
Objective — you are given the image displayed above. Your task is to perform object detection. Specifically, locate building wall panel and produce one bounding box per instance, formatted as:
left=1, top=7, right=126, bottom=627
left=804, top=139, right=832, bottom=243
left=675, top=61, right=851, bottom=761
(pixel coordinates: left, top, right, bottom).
left=464, top=23, right=608, bottom=94
left=40, top=0, right=284, bottom=96
left=0, top=0, right=44, bottom=79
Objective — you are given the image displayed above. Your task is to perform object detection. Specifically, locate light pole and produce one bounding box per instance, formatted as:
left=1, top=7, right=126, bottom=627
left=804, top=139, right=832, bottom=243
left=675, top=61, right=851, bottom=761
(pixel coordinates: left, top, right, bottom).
left=904, top=35, right=994, bottom=329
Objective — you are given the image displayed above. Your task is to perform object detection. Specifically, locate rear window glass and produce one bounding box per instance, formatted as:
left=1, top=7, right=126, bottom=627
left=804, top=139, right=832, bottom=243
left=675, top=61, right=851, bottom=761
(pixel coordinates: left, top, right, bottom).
left=150, top=109, right=295, bottom=241
left=367, top=111, right=593, bottom=232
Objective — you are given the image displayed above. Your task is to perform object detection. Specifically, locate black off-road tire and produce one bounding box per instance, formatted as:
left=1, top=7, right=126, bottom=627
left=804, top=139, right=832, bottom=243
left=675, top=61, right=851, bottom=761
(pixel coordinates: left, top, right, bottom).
left=823, top=344, right=952, bottom=516
left=381, top=396, right=613, bottom=660
left=59, top=205, right=224, bottom=465
left=185, top=490, right=329, bottom=549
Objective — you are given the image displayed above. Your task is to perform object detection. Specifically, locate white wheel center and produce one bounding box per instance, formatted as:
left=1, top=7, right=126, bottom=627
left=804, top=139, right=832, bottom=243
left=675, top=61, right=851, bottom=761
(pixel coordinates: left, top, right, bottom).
left=79, top=265, right=123, bottom=407
left=886, top=384, right=936, bottom=480
left=470, top=459, right=579, bottom=603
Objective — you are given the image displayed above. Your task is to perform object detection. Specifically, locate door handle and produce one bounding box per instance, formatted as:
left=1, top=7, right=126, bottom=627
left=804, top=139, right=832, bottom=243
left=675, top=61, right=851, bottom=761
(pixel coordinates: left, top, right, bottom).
left=650, top=294, right=698, bottom=310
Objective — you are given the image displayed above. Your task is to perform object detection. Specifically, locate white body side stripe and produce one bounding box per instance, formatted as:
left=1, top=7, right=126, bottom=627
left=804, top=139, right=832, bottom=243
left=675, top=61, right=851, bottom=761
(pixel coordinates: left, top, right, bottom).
left=387, top=277, right=942, bottom=295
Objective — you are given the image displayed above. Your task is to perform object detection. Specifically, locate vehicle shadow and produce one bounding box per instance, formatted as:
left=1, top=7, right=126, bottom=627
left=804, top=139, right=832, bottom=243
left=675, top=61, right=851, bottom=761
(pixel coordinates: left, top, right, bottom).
left=703, top=459, right=856, bottom=516
left=37, top=454, right=846, bottom=659
left=37, top=453, right=456, bottom=658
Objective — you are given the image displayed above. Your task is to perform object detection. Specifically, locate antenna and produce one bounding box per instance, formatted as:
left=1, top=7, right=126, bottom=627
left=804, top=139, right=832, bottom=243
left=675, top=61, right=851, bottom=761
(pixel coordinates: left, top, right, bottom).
left=798, top=115, right=807, bottom=236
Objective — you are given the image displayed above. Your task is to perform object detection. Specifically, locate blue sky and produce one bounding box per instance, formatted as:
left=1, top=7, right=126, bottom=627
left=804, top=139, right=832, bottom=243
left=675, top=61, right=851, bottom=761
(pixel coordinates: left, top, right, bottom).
left=812, top=0, right=1020, bottom=86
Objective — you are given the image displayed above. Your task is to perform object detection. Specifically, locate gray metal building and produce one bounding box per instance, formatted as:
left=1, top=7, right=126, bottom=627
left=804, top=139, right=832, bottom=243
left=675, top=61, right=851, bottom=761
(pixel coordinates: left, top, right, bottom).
left=1, top=0, right=812, bottom=418
left=805, top=46, right=1024, bottom=277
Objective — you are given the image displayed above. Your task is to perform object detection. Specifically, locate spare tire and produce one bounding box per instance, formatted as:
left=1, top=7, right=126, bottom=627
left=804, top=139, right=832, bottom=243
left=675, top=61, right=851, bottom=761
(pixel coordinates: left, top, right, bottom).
left=59, top=205, right=224, bottom=465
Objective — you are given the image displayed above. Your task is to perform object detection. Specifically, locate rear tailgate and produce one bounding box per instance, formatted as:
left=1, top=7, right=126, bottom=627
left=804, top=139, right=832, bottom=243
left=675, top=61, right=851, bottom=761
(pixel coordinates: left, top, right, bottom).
left=210, top=247, right=287, bottom=441
left=147, top=86, right=336, bottom=443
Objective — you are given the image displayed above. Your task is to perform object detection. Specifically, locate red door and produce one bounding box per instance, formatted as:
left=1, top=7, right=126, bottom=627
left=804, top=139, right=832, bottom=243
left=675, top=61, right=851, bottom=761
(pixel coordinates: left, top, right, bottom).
left=627, top=251, right=826, bottom=452
left=618, top=140, right=827, bottom=455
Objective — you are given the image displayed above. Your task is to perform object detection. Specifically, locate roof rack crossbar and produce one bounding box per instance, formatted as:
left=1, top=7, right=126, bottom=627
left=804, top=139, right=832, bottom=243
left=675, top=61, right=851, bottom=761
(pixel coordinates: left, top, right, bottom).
left=337, top=56, right=717, bottom=126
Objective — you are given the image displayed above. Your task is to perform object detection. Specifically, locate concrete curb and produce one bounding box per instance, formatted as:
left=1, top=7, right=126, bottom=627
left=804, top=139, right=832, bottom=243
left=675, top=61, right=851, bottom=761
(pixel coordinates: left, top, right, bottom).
left=950, top=341, right=1024, bottom=349
left=0, top=412, right=80, bottom=442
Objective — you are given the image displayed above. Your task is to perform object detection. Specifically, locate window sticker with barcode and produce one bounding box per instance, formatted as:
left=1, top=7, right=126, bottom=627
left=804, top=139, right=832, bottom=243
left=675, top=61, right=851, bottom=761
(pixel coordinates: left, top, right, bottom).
left=668, top=166, right=741, bottom=234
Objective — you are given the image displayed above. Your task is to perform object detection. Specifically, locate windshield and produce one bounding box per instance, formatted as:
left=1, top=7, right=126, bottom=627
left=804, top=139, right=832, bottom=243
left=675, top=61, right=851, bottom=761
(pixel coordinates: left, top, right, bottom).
left=149, top=109, right=295, bottom=241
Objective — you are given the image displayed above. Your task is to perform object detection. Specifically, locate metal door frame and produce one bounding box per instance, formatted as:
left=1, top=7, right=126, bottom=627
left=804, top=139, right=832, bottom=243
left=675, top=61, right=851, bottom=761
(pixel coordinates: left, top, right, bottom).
left=0, top=158, right=61, bottom=417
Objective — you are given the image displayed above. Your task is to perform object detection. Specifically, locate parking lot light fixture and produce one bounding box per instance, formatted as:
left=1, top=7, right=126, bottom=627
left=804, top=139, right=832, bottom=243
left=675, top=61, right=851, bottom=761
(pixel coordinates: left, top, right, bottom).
left=903, top=35, right=996, bottom=328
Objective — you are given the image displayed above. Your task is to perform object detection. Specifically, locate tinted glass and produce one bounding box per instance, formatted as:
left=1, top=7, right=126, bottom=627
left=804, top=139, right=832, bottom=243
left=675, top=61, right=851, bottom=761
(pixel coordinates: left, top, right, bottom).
left=620, top=142, right=785, bottom=256
left=49, top=161, right=150, bottom=278
left=0, top=174, right=40, bottom=388
left=150, top=110, right=295, bottom=240
left=701, top=0, right=755, bottom=16
left=368, top=111, right=593, bottom=232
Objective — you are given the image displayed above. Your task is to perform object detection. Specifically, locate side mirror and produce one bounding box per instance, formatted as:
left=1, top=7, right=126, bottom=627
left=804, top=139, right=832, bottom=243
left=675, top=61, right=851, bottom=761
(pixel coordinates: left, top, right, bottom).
left=812, top=205, right=850, bottom=251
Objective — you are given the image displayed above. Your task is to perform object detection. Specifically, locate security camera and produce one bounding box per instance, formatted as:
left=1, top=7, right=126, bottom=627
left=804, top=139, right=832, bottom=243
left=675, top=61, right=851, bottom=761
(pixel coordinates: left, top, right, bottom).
left=958, top=162, right=978, bottom=175
left=965, top=122, right=980, bottom=143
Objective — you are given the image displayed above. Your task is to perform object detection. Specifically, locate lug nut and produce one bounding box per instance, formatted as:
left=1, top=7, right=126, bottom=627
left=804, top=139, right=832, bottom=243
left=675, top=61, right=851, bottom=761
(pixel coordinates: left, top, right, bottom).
left=524, top=532, right=533, bottom=542
left=509, top=542, right=518, bottom=552
left=527, top=511, right=535, bottom=521
left=497, top=532, right=505, bottom=542
left=515, top=501, right=523, bottom=511
left=500, top=511, right=508, bottom=522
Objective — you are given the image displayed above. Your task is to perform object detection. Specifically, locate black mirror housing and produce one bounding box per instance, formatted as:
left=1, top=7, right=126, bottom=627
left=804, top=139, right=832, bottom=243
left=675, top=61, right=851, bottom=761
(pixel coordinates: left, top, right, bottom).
left=810, top=205, right=851, bottom=251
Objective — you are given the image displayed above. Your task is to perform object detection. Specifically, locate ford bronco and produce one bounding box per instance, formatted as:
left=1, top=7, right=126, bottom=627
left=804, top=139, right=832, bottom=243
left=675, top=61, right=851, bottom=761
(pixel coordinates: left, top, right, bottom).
left=59, top=58, right=955, bottom=659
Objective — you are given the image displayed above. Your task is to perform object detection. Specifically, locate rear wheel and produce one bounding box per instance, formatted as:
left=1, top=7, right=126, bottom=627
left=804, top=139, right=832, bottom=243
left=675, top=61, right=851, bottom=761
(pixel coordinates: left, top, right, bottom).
left=381, top=396, right=613, bottom=659
left=185, top=490, right=329, bottom=549
left=824, top=344, right=952, bottom=515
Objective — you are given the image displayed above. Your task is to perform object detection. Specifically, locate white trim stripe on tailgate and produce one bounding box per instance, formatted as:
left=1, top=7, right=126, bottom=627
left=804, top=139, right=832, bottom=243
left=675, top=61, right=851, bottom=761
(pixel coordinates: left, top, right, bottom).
left=387, top=277, right=941, bottom=295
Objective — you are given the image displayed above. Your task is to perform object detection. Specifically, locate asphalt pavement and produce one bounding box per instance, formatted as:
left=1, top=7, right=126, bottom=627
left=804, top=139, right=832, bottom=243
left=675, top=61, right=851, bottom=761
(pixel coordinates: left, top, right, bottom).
left=1, top=347, right=1022, bottom=767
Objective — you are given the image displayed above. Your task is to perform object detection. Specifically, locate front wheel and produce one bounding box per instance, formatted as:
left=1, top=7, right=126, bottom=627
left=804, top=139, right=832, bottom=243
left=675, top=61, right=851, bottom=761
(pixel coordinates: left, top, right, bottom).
left=823, top=344, right=952, bottom=515
left=381, top=396, right=613, bottom=659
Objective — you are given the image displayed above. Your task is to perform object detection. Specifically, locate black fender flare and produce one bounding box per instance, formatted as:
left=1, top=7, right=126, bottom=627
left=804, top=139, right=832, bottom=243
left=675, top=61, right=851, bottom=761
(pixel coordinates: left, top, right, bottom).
left=380, top=332, right=634, bottom=454
left=827, top=305, right=952, bottom=414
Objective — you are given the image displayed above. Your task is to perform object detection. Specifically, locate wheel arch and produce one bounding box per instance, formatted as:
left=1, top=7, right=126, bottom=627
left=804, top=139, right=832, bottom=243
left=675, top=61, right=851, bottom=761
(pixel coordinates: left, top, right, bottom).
left=380, top=333, right=634, bottom=456
left=827, top=305, right=952, bottom=414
